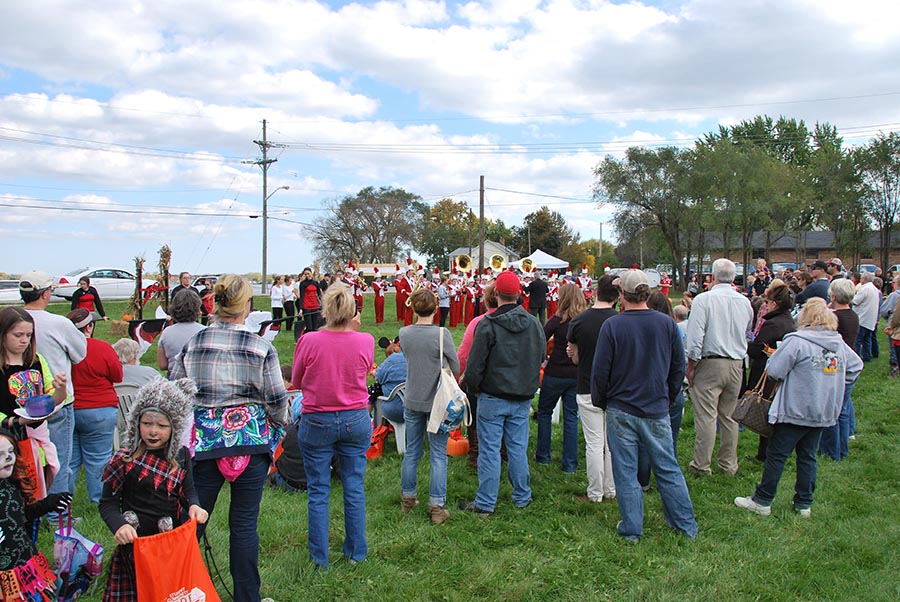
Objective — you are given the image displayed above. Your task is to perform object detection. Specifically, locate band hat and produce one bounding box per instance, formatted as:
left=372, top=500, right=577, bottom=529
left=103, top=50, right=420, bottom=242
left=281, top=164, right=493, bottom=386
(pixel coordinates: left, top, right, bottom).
left=494, top=271, right=521, bottom=296
left=619, top=269, right=650, bottom=294
left=19, top=271, right=54, bottom=292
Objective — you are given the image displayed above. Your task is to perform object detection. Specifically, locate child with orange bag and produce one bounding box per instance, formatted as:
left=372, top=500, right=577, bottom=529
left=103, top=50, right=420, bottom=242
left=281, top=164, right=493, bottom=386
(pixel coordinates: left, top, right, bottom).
left=98, top=378, right=208, bottom=602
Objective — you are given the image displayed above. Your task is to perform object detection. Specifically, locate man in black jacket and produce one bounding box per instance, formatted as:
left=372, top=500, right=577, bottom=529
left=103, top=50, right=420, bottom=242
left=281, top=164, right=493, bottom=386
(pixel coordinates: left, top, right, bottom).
left=524, top=271, right=549, bottom=324
left=459, top=271, right=546, bottom=516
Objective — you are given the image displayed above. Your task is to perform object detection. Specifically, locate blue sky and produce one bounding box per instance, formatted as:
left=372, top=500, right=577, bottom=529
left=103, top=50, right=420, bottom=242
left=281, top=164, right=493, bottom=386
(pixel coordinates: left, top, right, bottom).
left=1, top=0, right=898, bottom=277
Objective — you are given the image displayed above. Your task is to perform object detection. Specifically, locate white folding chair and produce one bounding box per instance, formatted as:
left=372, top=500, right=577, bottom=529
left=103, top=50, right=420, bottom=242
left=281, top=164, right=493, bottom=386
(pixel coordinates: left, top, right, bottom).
left=374, top=383, right=406, bottom=455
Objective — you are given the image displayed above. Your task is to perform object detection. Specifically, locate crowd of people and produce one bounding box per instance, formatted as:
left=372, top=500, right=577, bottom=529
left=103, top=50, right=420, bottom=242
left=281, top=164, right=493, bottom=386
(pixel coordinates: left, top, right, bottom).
left=0, top=253, right=894, bottom=601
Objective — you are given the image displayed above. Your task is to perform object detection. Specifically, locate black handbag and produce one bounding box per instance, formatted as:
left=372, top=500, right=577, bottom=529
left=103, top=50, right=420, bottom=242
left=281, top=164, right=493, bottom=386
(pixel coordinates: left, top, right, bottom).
left=732, top=371, right=779, bottom=437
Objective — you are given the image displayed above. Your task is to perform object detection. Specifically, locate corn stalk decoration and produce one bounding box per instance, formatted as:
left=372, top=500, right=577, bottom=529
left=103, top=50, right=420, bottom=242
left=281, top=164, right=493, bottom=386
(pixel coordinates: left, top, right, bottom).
left=126, top=256, right=145, bottom=319
left=156, top=245, right=172, bottom=312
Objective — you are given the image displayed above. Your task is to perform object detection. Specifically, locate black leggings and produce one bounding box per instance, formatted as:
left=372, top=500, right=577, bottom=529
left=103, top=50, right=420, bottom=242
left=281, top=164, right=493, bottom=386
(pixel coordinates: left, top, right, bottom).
left=283, top=300, right=295, bottom=330
left=439, top=306, right=449, bottom=327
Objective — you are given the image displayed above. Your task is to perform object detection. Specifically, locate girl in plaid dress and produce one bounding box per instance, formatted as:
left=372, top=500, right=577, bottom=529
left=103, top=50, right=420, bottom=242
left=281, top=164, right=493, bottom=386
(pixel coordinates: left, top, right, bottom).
left=98, top=379, right=208, bottom=602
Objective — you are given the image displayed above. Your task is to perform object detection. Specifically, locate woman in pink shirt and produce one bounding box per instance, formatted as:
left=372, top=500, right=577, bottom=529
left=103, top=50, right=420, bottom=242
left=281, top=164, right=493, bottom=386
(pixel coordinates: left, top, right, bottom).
left=292, top=283, right=373, bottom=569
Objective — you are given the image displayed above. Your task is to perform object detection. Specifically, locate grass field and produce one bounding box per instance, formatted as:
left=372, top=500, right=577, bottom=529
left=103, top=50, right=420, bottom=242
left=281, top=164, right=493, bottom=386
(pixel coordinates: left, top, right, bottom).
left=36, top=294, right=900, bottom=601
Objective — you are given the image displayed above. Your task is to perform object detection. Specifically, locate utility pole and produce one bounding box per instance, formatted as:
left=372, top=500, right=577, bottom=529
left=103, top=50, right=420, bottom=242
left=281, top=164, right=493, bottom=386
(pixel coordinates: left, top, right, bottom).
left=599, top=222, right=603, bottom=272
left=478, top=175, right=485, bottom=276
left=252, top=119, right=277, bottom=295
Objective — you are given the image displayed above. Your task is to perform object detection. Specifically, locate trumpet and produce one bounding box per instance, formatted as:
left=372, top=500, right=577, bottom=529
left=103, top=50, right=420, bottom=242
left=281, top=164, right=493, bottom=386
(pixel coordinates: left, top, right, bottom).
left=490, top=254, right=506, bottom=272
left=455, top=254, right=472, bottom=272
left=521, top=257, right=535, bottom=273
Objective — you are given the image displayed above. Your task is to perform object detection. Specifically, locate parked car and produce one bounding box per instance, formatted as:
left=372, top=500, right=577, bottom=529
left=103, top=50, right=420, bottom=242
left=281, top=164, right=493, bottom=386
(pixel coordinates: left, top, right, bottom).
left=53, top=268, right=155, bottom=301
left=0, top=280, right=21, bottom=304
left=855, top=264, right=879, bottom=274
left=191, top=274, right=221, bottom=291
left=887, top=264, right=900, bottom=276
left=772, top=262, right=798, bottom=273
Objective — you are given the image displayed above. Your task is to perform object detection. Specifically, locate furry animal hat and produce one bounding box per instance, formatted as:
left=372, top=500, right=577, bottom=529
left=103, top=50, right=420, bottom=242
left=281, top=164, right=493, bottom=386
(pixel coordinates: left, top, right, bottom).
left=123, top=377, right=196, bottom=461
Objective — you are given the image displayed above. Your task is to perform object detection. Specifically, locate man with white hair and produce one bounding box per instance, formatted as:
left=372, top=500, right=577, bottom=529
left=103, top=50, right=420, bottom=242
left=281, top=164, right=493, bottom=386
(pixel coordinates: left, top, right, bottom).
left=852, top=270, right=881, bottom=362
left=685, top=259, right=754, bottom=476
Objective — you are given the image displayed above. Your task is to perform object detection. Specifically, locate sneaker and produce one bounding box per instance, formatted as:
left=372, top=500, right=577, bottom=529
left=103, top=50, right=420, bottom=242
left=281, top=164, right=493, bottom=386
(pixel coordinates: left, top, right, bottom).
left=794, top=507, right=811, bottom=518
left=457, top=501, right=493, bottom=516
left=734, top=496, right=771, bottom=516
left=429, top=505, right=451, bottom=524
left=515, top=497, right=533, bottom=509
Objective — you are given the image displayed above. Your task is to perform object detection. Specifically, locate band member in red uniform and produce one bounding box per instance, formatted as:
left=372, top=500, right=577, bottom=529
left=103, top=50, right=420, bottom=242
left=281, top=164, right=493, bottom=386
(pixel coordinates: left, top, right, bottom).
left=372, top=266, right=387, bottom=323
left=403, top=263, right=418, bottom=326
left=577, top=263, right=593, bottom=302
left=660, top=271, right=672, bottom=297
left=449, top=271, right=462, bottom=328
left=521, top=271, right=532, bottom=313
left=547, top=271, right=560, bottom=317
left=392, top=263, right=404, bottom=321
left=463, top=273, right=478, bottom=326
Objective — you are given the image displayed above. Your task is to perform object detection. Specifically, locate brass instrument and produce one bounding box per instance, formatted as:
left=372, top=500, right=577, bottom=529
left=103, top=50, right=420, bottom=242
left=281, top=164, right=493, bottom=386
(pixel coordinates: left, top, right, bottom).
left=455, top=254, right=472, bottom=272
left=405, top=281, right=426, bottom=307
left=490, top=254, right=507, bottom=272
left=521, top=257, right=535, bottom=273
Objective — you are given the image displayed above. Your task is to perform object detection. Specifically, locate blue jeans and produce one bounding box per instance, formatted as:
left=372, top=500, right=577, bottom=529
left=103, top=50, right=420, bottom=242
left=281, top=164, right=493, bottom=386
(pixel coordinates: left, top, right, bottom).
left=381, top=398, right=405, bottom=424
left=638, top=390, right=685, bottom=487
left=299, top=409, right=370, bottom=568
left=856, top=326, right=874, bottom=362
left=752, top=423, right=823, bottom=510
left=193, top=453, right=269, bottom=602
left=535, top=375, right=579, bottom=472
left=69, top=406, right=118, bottom=502
left=473, top=394, right=532, bottom=511
left=46, top=404, right=74, bottom=517
left=606, top=407, right=698, bottom=540
left=401, top=408, right=449, bottom=506
left=819, top=382, right=855, bottom=461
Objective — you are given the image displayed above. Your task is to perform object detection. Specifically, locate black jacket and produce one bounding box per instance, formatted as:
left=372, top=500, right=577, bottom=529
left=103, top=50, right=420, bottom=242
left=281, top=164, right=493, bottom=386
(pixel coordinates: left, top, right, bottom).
left=464, top=303, right=546, bottom=401
left=747, top=309, right=795, bottom=395
left=524, top=279, right=549, bottom=309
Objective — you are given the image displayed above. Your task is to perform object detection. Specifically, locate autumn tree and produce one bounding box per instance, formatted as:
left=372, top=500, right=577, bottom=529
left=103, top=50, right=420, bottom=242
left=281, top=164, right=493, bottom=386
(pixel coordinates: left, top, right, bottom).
left=856, top=132, right=900, bottom=271
left=420, top=199, right=478, bottom=269
left=509, top=206, right=581, bottom=258
left=310, top=186, right=427, bottom=267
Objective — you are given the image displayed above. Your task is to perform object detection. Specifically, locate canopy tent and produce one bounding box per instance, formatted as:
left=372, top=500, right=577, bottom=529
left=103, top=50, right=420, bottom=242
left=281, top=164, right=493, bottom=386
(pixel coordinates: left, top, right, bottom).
left=508, top=249, right=569, bottom=271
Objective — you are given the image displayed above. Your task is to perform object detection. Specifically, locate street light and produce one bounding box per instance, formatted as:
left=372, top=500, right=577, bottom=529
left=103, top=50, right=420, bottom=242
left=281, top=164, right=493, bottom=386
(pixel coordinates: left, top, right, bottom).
left=261, top=185, right=290, bottom=294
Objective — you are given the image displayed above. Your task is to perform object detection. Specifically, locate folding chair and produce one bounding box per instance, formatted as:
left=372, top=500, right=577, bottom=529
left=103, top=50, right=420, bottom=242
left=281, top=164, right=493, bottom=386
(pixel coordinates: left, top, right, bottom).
left=113, top=383, right=141, bottom=450
left=374, top=383, right=406, bottom=455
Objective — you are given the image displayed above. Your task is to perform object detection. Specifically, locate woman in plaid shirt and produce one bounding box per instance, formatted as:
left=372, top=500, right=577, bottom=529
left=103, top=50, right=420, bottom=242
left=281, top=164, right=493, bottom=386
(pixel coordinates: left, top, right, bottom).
left=170, top=274, right=289, bottom=602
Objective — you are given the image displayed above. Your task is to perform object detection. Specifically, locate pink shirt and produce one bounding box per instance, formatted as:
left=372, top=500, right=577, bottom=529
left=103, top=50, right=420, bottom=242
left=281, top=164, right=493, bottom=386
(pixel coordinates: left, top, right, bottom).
left=458, top=308, right=496, bottom=375
left=292, top=330, right=374, bottom=413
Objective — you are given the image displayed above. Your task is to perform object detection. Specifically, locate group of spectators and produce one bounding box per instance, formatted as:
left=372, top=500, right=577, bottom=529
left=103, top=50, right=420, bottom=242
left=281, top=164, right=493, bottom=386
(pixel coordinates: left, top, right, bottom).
left=3, top=253, right=895, bottom=601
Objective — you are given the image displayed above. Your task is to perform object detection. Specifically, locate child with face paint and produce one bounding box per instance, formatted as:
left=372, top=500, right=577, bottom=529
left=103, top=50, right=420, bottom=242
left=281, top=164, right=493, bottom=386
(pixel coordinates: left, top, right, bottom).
left=98, top=378, right=208, bottom=602
left=0, top=428, right=72, bottom=600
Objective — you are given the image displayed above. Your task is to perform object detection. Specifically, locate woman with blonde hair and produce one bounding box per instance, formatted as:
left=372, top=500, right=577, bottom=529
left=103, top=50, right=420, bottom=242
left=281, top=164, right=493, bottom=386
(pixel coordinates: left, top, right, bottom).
left=735, top=298, right=862, bottom=518
left=535, top=283, right=586, bottom=472
left=170, top=274, right=289, bottom=601
left=398, top=287, right=460, bottom=524
left=292, top=283, right=373, bottom=567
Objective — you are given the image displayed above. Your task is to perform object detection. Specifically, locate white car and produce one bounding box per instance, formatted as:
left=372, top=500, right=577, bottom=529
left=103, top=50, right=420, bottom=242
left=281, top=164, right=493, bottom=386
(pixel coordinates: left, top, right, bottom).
left=53, top=268, right=155, bottom=301
left=0, top=280, right=21, bottom=304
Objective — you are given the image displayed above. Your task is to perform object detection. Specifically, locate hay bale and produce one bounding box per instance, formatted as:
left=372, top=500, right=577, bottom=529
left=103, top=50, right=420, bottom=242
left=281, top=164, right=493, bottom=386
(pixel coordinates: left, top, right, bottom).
left=109, top=320, right=129, bottom=337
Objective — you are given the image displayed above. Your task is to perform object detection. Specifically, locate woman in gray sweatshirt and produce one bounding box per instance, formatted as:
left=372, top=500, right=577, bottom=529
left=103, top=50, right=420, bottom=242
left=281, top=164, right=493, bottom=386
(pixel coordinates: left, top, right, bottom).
left=398, top=288, right=460, bottom=524
left=735, top=298, right=863, bottom=518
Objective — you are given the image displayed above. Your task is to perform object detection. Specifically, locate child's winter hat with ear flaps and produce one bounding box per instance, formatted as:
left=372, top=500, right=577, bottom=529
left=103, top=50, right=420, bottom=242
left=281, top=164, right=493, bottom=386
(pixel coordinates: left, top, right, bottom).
left=123, top=377, right=196, bottom=460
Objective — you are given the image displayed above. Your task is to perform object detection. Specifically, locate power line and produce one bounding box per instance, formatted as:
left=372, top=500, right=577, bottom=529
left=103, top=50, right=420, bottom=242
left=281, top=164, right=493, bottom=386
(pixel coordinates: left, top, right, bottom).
left=0, top=199, right=259, bottom=218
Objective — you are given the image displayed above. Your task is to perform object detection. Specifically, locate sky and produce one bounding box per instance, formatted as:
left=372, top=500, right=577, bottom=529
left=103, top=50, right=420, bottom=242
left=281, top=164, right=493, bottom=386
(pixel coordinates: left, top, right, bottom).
left=1, top=0, right=899, bottom=278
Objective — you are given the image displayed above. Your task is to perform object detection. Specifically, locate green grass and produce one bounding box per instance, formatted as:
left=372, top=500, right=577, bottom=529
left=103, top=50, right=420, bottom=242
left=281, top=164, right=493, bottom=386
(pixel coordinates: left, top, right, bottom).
left=38, top=296, right=900, bottom=601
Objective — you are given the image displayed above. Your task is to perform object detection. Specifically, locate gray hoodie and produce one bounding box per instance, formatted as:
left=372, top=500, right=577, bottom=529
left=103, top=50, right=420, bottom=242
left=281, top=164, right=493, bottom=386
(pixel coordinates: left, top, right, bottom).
left=766, top=329, right=863, bottom=428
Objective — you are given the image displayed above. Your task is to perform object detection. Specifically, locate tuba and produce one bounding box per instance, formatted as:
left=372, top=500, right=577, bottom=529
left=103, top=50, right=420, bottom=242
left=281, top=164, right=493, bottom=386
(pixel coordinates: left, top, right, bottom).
left=490, top=254, right=507, bottom=272
left=455, top=254, right=472, bottom=272
left=521, top=258, right=535, bottom=273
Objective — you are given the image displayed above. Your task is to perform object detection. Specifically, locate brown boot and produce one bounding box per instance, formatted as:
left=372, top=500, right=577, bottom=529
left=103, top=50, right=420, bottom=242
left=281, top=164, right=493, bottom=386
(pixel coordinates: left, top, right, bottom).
left=401, top=496, right=419, bottom=513
left=429, top=505, right=451, bottom=524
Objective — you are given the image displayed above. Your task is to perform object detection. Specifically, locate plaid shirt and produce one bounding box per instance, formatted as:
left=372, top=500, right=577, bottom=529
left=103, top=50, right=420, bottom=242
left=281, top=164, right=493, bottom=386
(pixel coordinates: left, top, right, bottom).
left=169, top=322, right=289, bottom=426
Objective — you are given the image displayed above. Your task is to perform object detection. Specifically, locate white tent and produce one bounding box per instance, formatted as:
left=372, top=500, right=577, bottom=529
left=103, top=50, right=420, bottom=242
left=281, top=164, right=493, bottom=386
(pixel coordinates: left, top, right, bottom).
left=508, top=249, right=568, bottom=270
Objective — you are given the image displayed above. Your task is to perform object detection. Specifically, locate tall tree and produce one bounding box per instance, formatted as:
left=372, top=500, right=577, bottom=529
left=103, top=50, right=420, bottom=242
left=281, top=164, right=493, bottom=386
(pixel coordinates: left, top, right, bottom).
left=857, top=132, right=900, bottom=271
left=509, top=206, right=580, bottom=258
left=310, top=186, right=426, bottom=267
left=420, top=199, right=477, bottom=269
left=594, top=146, right=691, bottom=285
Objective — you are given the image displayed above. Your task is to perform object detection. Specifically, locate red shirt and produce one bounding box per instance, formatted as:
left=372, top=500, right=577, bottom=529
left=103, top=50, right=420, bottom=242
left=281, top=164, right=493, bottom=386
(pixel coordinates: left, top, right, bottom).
left=71, top=338, right=123, bottom=410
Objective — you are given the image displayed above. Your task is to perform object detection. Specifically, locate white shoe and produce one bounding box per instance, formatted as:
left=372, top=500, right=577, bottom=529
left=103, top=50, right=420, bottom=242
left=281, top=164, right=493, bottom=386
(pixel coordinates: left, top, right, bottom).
left=734, top=496, right=771, bottom=516
left=794, top=507, right=811, bottom=518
